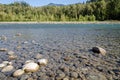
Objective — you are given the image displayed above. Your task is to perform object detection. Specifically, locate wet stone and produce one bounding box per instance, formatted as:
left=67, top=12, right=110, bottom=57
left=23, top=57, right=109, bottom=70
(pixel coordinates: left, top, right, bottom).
left=13, top=69, right=25, bottom=77
left=0, top=48, right=7, bottom=52
left=87, top=73, right=107, bottom=80
left=1, top=65, right=14, bottom=72
left=70, top=72, right=78, bottom=78
left=92, top=46, right=106, bottom=56
left=56, top=71, right=66, bottom=80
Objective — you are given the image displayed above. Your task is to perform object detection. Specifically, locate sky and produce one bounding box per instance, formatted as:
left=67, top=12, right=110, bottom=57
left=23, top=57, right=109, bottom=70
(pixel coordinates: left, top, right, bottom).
left=0, top=0, right=87, bottom=7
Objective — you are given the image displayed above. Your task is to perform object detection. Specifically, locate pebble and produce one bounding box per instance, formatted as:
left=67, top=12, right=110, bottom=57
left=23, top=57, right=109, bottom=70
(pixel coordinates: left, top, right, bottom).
left=25, top=60, right=34, bottom=64
left=87, top=73, right=107, bottom=80
left=92, top=46, right=106, bottom=55
left=23, top=62, right=39, bottom=73
left=8, top=51, right=15, bottom=55
left=2, top=61, right=9, bottom=65
left=0, top=48, right=7, bottom=52
left=1, top=65, right=14, bottom=72
left=23, top=41, right=28, bottom=44
left=35, top=54, right=42, bottom=59
left=0, top=35, right=7, bottom=40
left=56, top=72, right=66, bottom=79
left=15, top=33, right=22, bottom=36
left=13, top=69, right=25, bottom=77
left=63, top=77, right=69, bottom=80
left=70, top=72, right=78, bottom=78
left=0, top=63, right=7, bottom=68
left=38, top=59, right=48, bottom=66
left=9, top=55, right=17, bottom=60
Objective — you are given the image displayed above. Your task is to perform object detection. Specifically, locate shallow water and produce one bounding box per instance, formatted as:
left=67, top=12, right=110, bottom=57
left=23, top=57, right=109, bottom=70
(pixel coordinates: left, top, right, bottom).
left=0, top=23, right=120, bottom=79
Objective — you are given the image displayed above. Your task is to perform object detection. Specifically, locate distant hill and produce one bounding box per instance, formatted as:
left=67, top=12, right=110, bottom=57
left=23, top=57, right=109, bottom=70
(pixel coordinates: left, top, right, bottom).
left=47, top=3, right=65, bottom=6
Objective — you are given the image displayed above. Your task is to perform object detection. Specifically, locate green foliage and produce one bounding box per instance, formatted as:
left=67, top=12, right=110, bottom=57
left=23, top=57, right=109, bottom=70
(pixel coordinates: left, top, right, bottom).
left=0, top=0, right=119, bottom=21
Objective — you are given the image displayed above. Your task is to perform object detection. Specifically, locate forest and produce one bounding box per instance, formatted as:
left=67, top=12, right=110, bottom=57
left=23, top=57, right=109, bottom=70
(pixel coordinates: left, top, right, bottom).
left=0, top=0, right=120, bottom=21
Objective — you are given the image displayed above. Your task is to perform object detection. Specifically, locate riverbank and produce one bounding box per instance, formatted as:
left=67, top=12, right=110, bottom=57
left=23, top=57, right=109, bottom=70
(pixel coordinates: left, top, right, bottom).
left=0, top=21, right=120, bottom=24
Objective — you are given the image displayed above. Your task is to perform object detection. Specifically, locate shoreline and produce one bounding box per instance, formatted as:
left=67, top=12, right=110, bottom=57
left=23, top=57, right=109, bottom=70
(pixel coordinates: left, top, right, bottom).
left=0, top=21, right=120, bottom=24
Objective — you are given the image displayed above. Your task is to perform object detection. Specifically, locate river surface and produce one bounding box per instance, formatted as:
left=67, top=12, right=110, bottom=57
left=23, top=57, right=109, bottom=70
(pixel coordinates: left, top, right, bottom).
left=0, top=23, right=120, bottom=80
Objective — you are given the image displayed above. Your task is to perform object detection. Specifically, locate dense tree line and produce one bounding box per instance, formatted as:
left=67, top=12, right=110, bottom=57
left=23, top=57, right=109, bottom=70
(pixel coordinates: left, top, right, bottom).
left=0, top=0, right=120, bottom=21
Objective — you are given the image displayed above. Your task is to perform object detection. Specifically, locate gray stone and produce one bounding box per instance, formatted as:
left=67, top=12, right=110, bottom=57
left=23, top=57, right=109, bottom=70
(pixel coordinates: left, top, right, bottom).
left=87, top=73, right=107, bottom=80
left=70, top=72, right=78, bottom=78
left=8, top=51, right=15, bottom=55
left=56, top=71, right=65, bottom=79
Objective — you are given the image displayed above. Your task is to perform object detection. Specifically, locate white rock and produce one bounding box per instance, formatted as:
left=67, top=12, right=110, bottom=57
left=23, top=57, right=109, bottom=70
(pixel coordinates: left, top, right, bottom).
left=1, top=65, right=14, bottom=72
left=25, top=60, right=34, bottom=64
left=8, top=51, right=15, bottom=55
left=2, top=61, right=9, bottom=65
left=0, top=48, right=7, bottom=52
left=8, top=62, right=13, bottom=65
left=0, top=63, right=7, bottom=68
left=13, top=69, right=25, bottom=77
left=23, top=41, right=28, bottom=44
left=23, top=62, right=39, bottom=73
left=38, top=59, right=48, bottom=66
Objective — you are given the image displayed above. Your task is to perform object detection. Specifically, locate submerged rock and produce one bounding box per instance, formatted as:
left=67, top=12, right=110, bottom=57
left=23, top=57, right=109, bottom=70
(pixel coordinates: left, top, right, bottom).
left=15, top=33, right=22, bottom=36
left=0, top=35, right=7, bottom=40
left=35, top=54, right=42, bottom=59
left=9, top=55, right=17, bottom=60
left=1, top=65, right=14, bottom=72
left=92, top=46, right=106, bottom=55
left=25, top=60, right=34, bottom=64
left=0, top=48, right=7, bottom=52
left=0, top=63, right=7, bottom=68
left=13, top=69, right=25, bottom=77
left=23, top=62, right=39, bottom=73
left=2, top=61, right=9, bottom=65
left=8, top=51, right=15, bottom=55
left=38, top=59, right=48, bottom=66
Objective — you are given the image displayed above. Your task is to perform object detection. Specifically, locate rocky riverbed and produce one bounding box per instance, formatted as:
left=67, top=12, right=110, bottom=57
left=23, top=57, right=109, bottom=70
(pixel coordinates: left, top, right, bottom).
left=0, top=24, right=120, bottom=80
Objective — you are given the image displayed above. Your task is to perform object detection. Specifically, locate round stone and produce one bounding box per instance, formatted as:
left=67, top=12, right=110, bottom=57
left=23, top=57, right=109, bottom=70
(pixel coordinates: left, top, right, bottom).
left=25, top=60, right=34, bottom=64
left=23, top=62, right=39, bottom=73
left=70, top=72, right=78, bottom=78
left=1, top=65, right=14, bottom=72
left=2, top=61, right=9, bottom=65
left=0, top=48, right=7, bottom=52
left=0, top=63, right=7, bottom=68
left=38, top=59, right=48, bottom=66
left=8, top=51, right=15, bottom=55
left=0, top=35, right=7, bottom=40
left=9, top=55, right=17, bottom=60
left=13, top=69, right=25, bottom=77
